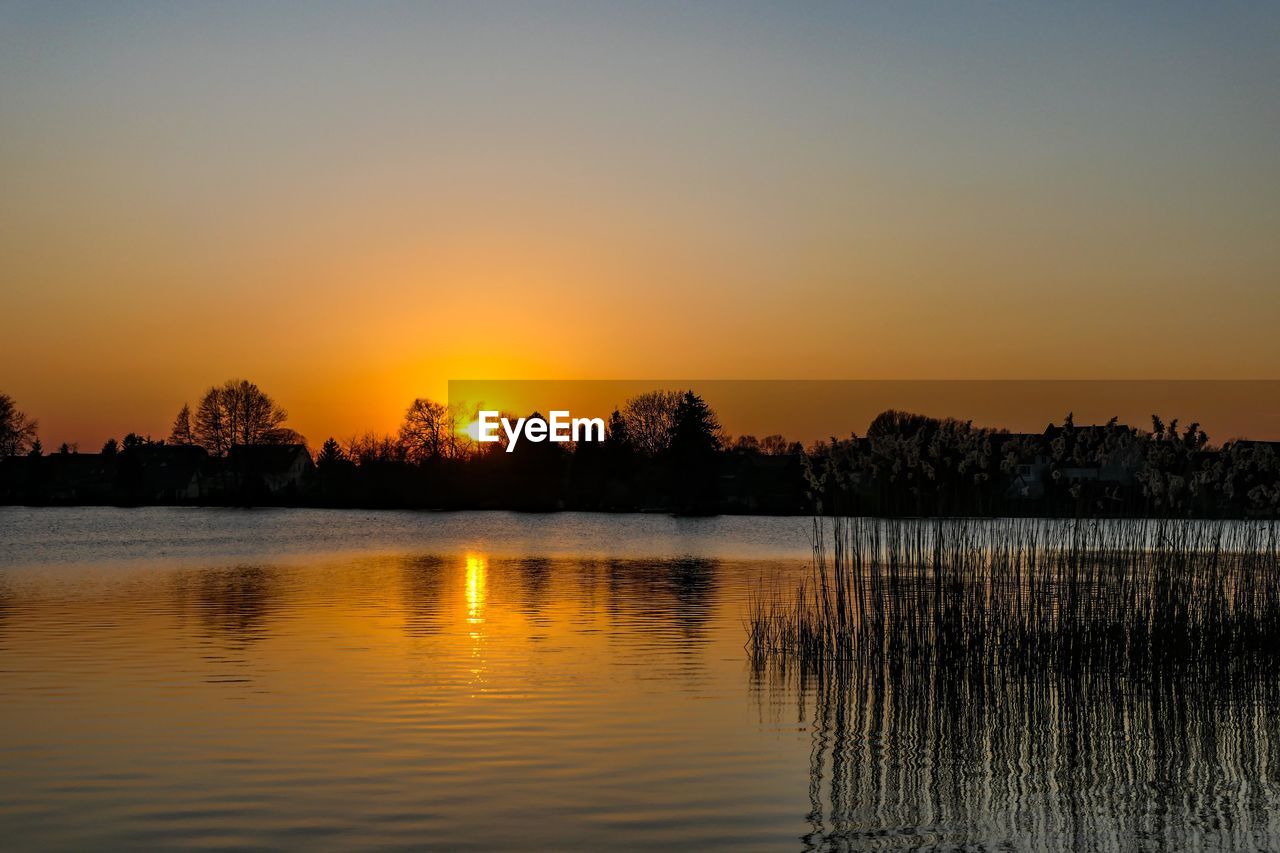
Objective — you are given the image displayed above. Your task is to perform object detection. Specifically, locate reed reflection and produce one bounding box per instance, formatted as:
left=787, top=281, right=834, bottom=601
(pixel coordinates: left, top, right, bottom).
left=756, top=652, right=1280, bottom=851
left=751, top=518, right=1280, bottom=851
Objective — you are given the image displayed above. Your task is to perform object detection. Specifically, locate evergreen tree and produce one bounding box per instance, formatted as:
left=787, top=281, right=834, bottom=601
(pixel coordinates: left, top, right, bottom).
left=668, top=391, right=721, bottom=457
left=317, top=437, right=345, bottom=468
left=605, top=409, right=631, bottom=450
left=0, top=392, right=39, bottom=456
left=666, top=391, right=722, bottom=514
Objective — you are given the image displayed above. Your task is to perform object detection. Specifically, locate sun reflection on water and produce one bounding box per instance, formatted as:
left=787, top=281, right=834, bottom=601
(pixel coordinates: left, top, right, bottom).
left=463, top=553, right=490, bottom=692
left=465, top=553, right=487, bottom=628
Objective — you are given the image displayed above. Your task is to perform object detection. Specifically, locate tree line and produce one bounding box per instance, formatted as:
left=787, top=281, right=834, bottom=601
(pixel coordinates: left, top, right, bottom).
left=2, top=382, right=1278, bottom=517
left=805, top=410, right=1280, bottom=518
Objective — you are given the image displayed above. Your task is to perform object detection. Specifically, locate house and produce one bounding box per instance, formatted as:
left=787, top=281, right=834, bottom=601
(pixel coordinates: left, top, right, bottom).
left=991, top=433, right=1050, bottom=499
left=990, top=423, right=1142, bottom=501
left=226, top=444, right=315, bottom=497
left=1042, top=422, right=1142, bottom=485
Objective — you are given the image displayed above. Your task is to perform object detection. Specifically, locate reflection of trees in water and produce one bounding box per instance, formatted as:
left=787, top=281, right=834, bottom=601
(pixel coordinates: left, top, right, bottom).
left=392, top=553, right=723, bottom=650
left=663, top=557, right=718, bottom=636
left=756, top=653, right=1280, bottom=851
left=394, top=554, right=722, bottom=644
left=173, top=564, right=279, bottom=649
left=600, top=557, right=719, bottom=641
left=515, top=557, right=552, bottom=626
left=400, top=555, right=448, bottom=637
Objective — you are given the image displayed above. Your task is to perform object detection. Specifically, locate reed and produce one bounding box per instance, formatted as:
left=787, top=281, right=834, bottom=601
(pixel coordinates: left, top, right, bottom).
left=749, top=517, right=1280, bottom=678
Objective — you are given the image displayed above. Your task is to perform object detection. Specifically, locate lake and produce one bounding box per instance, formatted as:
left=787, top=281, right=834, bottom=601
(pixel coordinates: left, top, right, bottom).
left=1, top=508, right=1278, bottom=851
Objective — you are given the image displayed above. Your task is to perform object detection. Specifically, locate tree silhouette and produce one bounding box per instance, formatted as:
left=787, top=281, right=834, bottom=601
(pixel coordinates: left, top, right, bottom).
left=316, top=437, right=345, bottom=468
left=169, top=404, right=194, bottom=445
left=4, top=384, right=1280, bottom=518
left=760, top=434, right=790, bottom=455
left=344, top=432, right=404, bottom=465
left=0, top=393, right=39, bottom=457
left=622, top=390, right=682, bottom=456
left=668, top=390, right=722, bottom=457
left=189, top=379, right=296, bottom=457
left=867, top=409, right=937, bottom=440
left=399, top=398, right=451, bottom=463
left=667, top=390, right=722, bottom=514
left=605, top=409, right=631, bottom=450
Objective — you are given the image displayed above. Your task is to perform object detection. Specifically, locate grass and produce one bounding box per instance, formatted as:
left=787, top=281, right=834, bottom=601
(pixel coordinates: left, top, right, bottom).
left=749, top=517, right=1280, bottom=678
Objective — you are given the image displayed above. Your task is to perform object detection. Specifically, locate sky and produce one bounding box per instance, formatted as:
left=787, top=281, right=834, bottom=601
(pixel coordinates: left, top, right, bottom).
left=2, top=2, right=1278, bottom=448
left=449, top=380, right=1280, bottom=445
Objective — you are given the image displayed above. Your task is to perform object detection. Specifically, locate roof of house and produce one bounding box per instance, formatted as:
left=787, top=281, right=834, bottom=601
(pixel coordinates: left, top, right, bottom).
left=1226, top=439, right=1280, bottom=451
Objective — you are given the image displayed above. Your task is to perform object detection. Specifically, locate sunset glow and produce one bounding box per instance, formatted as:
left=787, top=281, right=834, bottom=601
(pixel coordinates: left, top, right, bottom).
left=2, top=4, right=1277, bottom=449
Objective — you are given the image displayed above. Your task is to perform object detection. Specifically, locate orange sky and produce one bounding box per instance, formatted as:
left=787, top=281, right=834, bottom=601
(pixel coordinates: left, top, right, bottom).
left=449, top=381, right=1280, bottom=446
left=2, top=4, right=1277, bottom=449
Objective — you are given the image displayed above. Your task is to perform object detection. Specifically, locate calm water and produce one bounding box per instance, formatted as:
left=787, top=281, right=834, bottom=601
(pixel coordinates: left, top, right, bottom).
left=1, top=508, right=1278, bottom=851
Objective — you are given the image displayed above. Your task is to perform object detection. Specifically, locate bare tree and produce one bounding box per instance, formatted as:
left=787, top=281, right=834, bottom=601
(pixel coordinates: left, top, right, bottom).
left=191, top=379, right=296, bottom=456
left=169, top=403, right=195, bottom=445
left=344, top=432, right=405, bottom=465
left=760, top=434, right=790, bottom=455
left=399, top=398, right=451, bottom=463
left=0, top=393, right=39, bottom=457
left=621, top=390, right=682, bottom=457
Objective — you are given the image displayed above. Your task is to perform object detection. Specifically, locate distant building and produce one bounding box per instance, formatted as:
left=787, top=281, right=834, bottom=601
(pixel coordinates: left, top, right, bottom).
left=227, top=444, right=315, bottom=496
left=992, top=433, right=1050, bottom=499
left=1043, top=423, right=1142, bottom=486
left=995, top=423, right=1142, bottom=500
